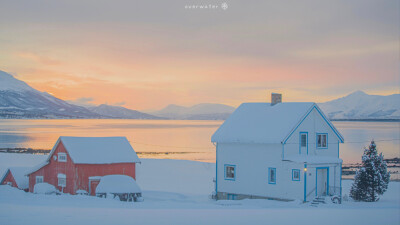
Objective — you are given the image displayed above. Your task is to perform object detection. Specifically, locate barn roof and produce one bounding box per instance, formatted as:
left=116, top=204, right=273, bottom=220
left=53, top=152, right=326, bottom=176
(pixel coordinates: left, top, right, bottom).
left=56, top=136, right=141, bottom=164
left=211, top=102, right=344, bottom=144
left=0, top=167, right=30, bottom=189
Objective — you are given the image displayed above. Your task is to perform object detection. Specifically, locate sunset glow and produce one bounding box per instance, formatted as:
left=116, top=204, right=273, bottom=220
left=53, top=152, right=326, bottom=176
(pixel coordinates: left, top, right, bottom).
left=0, top=1, right=398, bottom=110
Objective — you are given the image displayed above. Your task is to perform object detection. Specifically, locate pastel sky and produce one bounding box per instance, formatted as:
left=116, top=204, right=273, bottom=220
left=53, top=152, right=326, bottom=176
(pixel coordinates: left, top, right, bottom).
left=0, top=0, right=398, bottom=110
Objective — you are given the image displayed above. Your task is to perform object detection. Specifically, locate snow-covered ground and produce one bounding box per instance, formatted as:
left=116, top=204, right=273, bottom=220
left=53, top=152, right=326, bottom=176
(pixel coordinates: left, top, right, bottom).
left=0, top=153, right=399, bottom=225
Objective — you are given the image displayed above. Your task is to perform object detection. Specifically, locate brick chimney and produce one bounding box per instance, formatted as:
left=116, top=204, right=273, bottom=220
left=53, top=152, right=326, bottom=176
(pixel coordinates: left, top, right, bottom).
left=271, top=93, right=282, bottom=106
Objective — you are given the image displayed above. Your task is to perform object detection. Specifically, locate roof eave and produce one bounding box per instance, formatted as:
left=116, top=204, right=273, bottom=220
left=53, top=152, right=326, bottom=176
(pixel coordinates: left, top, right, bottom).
left=0, top=169, right=10, bottom=185
left=25, top=161, right=49, bottom=176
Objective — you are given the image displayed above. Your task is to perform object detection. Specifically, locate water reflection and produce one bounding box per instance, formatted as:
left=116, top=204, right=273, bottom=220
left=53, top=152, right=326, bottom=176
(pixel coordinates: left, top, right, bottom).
left=0, top=119, right=398, bottom=163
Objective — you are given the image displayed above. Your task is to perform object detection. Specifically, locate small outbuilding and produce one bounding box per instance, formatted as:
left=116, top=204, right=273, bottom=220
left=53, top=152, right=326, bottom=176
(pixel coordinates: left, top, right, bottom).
left=0, top=167, right=30, bottom=191
left=96, top=175, right=142, bottom=202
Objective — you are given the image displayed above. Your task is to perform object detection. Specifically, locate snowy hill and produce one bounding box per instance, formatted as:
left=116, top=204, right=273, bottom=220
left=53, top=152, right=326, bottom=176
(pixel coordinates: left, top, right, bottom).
left=151, top=103, right=235, bottom=120
left=88, top=104, right=164, bottom=119
left=0, top=71, right=101, bottom=119
left=318, top=91, right=400, bottom=120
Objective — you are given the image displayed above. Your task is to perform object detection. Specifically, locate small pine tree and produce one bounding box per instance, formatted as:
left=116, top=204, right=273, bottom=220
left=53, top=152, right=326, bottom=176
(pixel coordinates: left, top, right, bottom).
left=350, top=141, right=390, bottom=202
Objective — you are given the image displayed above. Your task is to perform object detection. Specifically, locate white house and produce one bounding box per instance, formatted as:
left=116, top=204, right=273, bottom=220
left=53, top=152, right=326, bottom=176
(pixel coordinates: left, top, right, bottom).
left=211, top=94, right=344, bottom=202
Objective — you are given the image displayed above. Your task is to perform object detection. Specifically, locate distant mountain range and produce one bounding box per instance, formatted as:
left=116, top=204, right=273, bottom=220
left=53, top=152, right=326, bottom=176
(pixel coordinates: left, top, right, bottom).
left=150, top=103, right=235, bottom=120
left=0, top=71, right=160, bottom=119
left=0, top=70, right=399, bottom=120
left=318, top=91, right=400, bottom=120
left=87, top=104, right=163, bottom=119
left=0, top=71, right=100, bottom=118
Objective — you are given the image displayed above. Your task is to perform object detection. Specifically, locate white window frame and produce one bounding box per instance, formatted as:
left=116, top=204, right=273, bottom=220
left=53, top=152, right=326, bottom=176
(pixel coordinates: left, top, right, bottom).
left=316, top=133, right=328, bottom=149
left=300, top=133, right=307, bottom=147
left=58, top=177, right=66, bottom=187
left=224, top=165, right=236, bottom=181
left=36, top=176, right=43, bottom=184
left=268, top=168, right=276, bottom=184
left=58, top=153, right=67, bottom=162
left=292, top=169, right=300, bottom=181
left=7, top=182, right=12, bottom=186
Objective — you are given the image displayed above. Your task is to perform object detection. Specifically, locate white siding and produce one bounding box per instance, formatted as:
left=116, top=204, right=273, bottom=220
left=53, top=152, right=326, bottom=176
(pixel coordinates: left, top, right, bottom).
left=215, top=106, right=343, bottom=201
left=283, top=108, right=340, bottom=159
left=217, top=143, right=304, bottom=200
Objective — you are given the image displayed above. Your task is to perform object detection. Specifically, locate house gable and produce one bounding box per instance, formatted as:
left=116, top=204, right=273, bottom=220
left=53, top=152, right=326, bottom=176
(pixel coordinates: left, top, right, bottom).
left=282, top=104, right=344, bottom=145
left=0, top=169, right=16, bottom=188
left=282, top=105, right=343, bottom=159
left=28, top=140, right=76, bottom=193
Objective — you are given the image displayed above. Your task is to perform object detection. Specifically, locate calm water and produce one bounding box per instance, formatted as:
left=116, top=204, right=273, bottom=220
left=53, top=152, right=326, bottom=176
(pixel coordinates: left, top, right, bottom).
left=0, top=120, right=398, bottom=163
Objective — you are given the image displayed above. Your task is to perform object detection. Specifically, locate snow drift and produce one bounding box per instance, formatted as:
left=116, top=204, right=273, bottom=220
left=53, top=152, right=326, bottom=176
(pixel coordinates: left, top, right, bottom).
left=96, top=175, right=141, bottom=194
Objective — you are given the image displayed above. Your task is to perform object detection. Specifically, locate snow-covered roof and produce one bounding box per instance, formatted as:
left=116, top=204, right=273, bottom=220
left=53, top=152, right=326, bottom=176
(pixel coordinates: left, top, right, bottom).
left=285, top=155, right=343, bottom=164
left=25, top=161, right=49, bottom=176
left=52, top=136, right=141, bottom=164
left=96, top=175, right=141, bottom=194
left=212, top=102, right=312, bottom=143
left=26, top=136, right=140, bottom=175
left=0, top=167, right=30, bottom=189
left=211, top=102, right=344, bottom=144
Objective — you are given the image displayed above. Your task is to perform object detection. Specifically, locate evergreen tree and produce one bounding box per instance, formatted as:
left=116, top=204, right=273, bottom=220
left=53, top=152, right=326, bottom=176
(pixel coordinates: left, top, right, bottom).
left=350, top=141, right=390, bottom=201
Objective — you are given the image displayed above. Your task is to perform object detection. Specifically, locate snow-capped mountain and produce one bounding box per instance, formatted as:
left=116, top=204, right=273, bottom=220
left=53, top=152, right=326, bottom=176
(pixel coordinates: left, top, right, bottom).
left=1, top=70, right=398, bottom=120
left=0, top=71, right=101, bottom=118
left=151, top=103, right=235, bottom=120
left=153, top=92, right=400, bottom=120
left=87, top=104, right=163, bottom=119
left=318, top=91, right=400, bottom=120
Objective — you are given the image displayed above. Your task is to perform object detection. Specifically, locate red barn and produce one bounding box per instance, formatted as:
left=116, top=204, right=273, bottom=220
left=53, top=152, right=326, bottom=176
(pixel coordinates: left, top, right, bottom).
left=26, top=136, right=141, bottom=195
left=0, top=167, right=30, bottom=191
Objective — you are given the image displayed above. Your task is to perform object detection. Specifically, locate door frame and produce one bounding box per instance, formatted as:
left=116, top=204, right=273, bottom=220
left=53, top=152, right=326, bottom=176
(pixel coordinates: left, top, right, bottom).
left=316, top=167, right=329, bottom=196
left=88, top=177, right=101, bottom=196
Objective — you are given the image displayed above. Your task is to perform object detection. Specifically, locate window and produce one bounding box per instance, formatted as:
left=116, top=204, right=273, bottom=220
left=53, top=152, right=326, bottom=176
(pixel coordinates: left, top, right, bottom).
left=58, top=174, right=66, bottom=187
left=292, top=169, right=300, bottom=181
left=58, top=178, right=66, bottom=187
left=268, top=168, right=276, bottom=184
left=317, top=134, right=328, bottom=148
left=300, top=133, right=307, bottom=147
left=58, top=153, right=67, bottom=162
left=224, top=165, right=235, bottom=180
left=7, top=182, right=12, bottom=186
left=36, top=176, right=43, bottom=184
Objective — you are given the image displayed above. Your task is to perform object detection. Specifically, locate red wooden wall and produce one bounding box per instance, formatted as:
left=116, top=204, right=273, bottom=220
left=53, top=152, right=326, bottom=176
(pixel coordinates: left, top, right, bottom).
left=28, top=141, right=136, bottom=195
left=1, top=171, right=18, bottom=188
